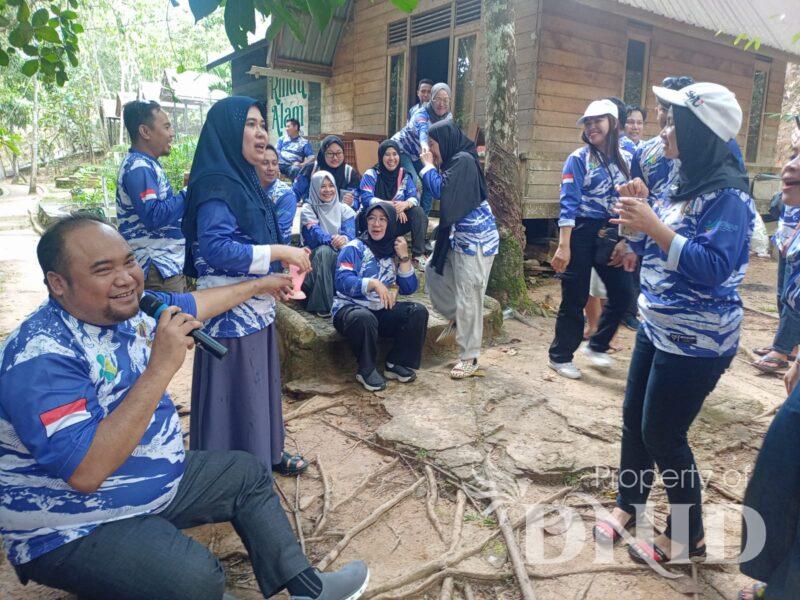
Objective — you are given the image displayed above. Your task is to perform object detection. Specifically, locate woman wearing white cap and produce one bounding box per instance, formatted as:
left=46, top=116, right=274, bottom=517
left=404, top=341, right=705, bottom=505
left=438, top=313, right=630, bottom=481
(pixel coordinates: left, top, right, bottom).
left=548, top=99, right=634, bottom=379
left=593, top=82, right=754, bottom=565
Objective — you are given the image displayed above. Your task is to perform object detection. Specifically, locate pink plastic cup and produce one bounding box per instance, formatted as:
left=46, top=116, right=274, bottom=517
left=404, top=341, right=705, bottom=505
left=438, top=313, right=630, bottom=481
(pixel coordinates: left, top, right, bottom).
left=289, top=264, right=307, bottom=300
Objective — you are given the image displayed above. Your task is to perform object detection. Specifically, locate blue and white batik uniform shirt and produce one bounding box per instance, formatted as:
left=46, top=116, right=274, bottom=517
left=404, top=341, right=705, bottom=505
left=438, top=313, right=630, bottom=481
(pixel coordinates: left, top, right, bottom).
left=619, top=135, right=638, bottom=155
left=332, top=240, right=418, bottom=316
left=358, top=169, right=419, bottom=213
left=0, top=292, right=194, bottom=565
left=264, top=179, right=297, bottom=245
left=192, top=201, right=278, bottom=338
left=391, top=105, right=452, bottom=161
left=420, top=164, right=499, bottom=256
left=276, top=134, right=313, bottom=167
left=629, top=188, right=755, bottom=357
left=116, top=149, right=186, bottom=278
left=774, top=205, right=800, bottom=251
left=780, top=229, right=800, bottom=311
left=632, top=136, right=680, bottom=206
left=558, top=146, right=632, bottom=227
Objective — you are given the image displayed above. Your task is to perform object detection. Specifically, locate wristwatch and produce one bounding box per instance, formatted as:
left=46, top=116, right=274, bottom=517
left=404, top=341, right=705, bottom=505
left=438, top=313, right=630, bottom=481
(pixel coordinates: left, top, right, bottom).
left=398, top=255, right=411, bottom=263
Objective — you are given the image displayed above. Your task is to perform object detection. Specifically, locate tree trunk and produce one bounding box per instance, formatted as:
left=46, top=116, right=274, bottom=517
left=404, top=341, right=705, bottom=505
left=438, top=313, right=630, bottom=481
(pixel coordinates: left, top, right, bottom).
left=483, top=0, right=527, bottom=308
left=28, top=76, right=39, bottom=195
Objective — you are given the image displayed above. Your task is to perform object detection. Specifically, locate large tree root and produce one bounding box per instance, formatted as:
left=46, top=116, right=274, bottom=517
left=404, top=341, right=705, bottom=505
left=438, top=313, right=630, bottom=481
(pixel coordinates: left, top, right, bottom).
left=331, top=458, right=400, bottom=514
left=497, top=504, right=536, bottom=599
left=425, top=465, right=447, bottom=542
left=313, top=457, right=332, bottom=536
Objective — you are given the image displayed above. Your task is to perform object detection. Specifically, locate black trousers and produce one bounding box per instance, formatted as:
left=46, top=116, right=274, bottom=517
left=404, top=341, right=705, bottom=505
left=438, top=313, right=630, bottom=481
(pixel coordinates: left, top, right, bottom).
left=625, top=262, right=642, bottom=319
left=358, top=205, right=428, bottom=256
left=333, top=301, right=429, bottom=375
left=549, top=218, right=634, bottom=363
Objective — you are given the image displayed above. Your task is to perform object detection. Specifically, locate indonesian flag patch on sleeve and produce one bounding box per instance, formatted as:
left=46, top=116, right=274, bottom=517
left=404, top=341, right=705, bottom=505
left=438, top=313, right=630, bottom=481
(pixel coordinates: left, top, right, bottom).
left=139, top=188, right=158, bottom=202
left=40, top=398, right=91, bottom=437
left=340, top=262, right=355, bottom=271
left=562, top=174, right=574, bottom=185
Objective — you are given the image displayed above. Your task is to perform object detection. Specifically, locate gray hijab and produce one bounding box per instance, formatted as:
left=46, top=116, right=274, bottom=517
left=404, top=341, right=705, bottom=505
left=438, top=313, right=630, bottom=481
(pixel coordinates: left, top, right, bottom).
left=425, top=82, right=452, bottom=124
left=301, top=170, right=355, bottom=236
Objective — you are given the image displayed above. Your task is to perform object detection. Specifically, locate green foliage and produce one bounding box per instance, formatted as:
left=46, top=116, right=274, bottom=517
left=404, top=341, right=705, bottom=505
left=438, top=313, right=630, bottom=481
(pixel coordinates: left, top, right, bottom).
left=190, top=0, right=418, bottom=48
left=0, top=0, right=84, bottom=86
left=160, top=137, right=198, bottom=192
left=0, top=125, right=21, bottom=154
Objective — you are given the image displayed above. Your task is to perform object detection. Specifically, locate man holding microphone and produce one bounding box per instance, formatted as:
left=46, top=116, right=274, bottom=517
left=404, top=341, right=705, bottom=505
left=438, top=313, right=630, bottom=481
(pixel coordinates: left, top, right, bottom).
left=0, top=215, right=369, bottom=599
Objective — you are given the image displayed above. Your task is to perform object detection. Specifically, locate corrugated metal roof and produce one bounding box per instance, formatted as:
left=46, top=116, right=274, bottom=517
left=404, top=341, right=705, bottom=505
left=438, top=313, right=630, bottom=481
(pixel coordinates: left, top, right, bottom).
left=612, top=0, right=800, bottom=58
left=273, top=1, right=352, bottom=66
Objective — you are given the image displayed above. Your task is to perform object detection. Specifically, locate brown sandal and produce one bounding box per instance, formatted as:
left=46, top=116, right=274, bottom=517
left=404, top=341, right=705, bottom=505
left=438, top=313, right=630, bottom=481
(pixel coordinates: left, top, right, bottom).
left=752, top=356, right=790, bottom=374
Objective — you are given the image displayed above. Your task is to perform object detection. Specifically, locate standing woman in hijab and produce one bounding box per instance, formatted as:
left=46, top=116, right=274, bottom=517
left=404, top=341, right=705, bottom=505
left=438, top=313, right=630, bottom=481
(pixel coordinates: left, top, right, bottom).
left=594, top=83, right=754, bottom=565
left=332, top=202, right=429, bottom=391
left=547, top=99, right=633, bottom=380
left=359, top=140, right=429, bottom=264
left=391, top=82, right=452, bottom=216
left=183, top=96, right=313, bottom=476
left=419, top=120, right=499, bottom=379
left=300, top=170, right=357, bottom=317
left=292, top=135, right=360, bottom=205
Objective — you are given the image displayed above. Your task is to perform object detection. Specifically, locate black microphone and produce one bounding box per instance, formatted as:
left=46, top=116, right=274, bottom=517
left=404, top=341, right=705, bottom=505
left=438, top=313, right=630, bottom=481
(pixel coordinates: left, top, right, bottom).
left=139, top=295, right=228, bottom=360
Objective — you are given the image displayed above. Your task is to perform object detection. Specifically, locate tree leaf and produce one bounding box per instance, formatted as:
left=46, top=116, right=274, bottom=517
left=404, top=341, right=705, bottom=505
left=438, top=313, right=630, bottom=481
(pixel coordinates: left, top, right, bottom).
left=0, top=48, right=9, bottom=67
left=31, top=7, right=48, bottom=27
left=792, top=31, right=800, bottom=44
left=17, top=0, right=30, bottom=23
left=20, top=58, right=38, bottom=76
left=55, top=69, right=66, bottom=86
left=390, top=0, right=418, bottom=11
left=224, top=0, right=255, bottom=49
left=43, top=50, right=59, bottom=62
left=35, top=26, right=61, bottom=43
left=733, top=33, right=747, bottom=46
left=0, top=15, right=11, bottom=27
left=60, top=9, right=77, bottom=20
left=305, top=0, right=332, bottom=31
left=71, top=22, right=83, bottom=33
left=189, top=0, right=222, bottom=22
left=8, top=22, right=34, bottom=47
left=22, top=43, right=38, bottom=55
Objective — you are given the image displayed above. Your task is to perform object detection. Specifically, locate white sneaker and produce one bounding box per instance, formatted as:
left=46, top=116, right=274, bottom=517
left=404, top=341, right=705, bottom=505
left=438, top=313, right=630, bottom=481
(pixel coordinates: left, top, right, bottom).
left=581, top=346, right=615, bottom=369
left=548, top=360, right=582, bottom=379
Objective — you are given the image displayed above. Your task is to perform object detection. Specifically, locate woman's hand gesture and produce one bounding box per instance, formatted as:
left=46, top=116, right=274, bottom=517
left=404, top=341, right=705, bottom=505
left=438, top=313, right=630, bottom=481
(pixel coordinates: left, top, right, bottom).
left=612, top=197, right=660, bottom=236
left=255, top=274, right=293, bottom=301
left=369, top=279, right=395, bottom=309
left=616, top=178, right=650, bottom=199
left=419, top=150, right=434, bottom=167
left=278, top=246, right=312, bottom=273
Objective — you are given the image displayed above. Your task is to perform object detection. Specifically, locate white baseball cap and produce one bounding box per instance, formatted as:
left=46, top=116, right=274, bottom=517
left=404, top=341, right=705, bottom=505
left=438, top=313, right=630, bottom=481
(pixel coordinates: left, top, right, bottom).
left=577, top=99, right=618, bottom=125
left=651, top=82, right=742, bottom=142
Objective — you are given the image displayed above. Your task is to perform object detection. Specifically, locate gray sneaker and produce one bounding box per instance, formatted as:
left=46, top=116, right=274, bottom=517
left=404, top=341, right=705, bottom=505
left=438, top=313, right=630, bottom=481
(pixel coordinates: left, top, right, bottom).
left=290, top=561, right=369, bottom=600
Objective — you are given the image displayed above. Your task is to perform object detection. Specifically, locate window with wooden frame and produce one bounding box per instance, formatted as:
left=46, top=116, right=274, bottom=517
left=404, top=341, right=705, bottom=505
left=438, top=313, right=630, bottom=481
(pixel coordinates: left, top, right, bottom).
left=387, top=52, right=406, bottom=136
left=622, top=35, right=650, bottom=107
left=452, top=34, right=477, bottom=130
left=746, top=59, right=771, bottom=164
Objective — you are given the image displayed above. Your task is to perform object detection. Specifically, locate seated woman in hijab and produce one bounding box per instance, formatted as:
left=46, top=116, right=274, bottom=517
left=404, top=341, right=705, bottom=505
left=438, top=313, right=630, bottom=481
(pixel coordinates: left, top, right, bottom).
left=332, top=202, right=429, bottom=392
left=359, top=140, right=429, bottom=267
left=257, top=144, right=298, bottom=245
left=293, top=135, right=360, bottom=206
left=183, top=97, right=313, bottom=477
left=419, top=120, right=499, bottom=380
left=300, top=171, right=357, bottom=317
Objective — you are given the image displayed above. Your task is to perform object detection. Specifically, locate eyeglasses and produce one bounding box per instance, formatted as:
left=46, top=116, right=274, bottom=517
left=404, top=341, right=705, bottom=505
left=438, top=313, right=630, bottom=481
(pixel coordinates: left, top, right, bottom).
left=432, top=98, right=450, bottom=106
left=324, top=151, right=344, bottom=159
left=661, top=76, right=694, bottom=90
left=367, top=215, right=388, bottom=225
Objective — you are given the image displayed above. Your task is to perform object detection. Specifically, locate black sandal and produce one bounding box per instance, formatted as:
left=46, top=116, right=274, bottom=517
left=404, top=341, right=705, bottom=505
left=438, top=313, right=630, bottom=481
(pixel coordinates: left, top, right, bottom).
left=272, top=452, right=309, bottom=476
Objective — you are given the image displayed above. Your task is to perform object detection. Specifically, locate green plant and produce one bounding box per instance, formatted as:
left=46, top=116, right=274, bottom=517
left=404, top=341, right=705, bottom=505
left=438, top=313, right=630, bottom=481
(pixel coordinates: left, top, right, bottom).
left=161, top=136, right=198, bottom=191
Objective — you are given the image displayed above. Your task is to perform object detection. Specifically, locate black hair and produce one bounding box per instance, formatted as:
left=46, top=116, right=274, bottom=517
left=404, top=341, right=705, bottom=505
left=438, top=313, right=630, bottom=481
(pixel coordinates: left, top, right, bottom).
left=37, top=213, right=111, bottom=287
left=264, top=143, right=279, bottom=159
left=418, top=78, right=434, bottom=89
left=123, top=100, right=162, bottom=143
left=658, top=76, right=695, bottom=108
left=626, top=105, right=648, bottom=121
left=285, top=118, right=301, bottom=130
left=581, top=115, right=630, bottom=180
left=605, top=97, right=627, bottom=130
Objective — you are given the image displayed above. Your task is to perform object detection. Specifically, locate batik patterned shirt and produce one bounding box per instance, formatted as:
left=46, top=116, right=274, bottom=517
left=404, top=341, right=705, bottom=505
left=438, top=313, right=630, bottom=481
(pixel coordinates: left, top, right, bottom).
left=391, top=105, right=452, bottom=161
left=773, top=205, right=800, bottom=251
left=358, top=169, right=419, bottom=212
left=276, top=134, right=313, bottom=166
left=0, top=292, right=194, bottom=565
left=781, top=228, right=800, bottom=311
left=558, top=146, right=632, bottom=227
left=632, top=135, right=680, bottom=206
left=116, top=149, right=186, bottom=278
left=629, top=188, right=755, bottom=357
left=332, top=240, right=418, bottom=316
left=264, top=179, right=297, bottom=245
left=619, top=135, right=638, bottom=155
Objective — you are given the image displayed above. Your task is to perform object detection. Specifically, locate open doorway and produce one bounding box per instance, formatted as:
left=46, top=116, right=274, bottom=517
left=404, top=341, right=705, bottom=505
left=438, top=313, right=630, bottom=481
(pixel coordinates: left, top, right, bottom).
left=408, top=38, right=450, bottom=110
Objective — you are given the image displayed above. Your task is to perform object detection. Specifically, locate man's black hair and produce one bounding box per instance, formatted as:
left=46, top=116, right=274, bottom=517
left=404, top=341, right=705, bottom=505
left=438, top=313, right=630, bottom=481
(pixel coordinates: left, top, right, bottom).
left=626, top=104, right=648, bottom=121
left=123, top=100, right=162, bottom=143
left=37, top=213, right=111, bottom=285
left=605, top=97, right=627, bottom=130
left=418, top=78, right=434, bottom=89
left=658, top=76, right=695, bottom=108
left=285, top=118, right=301, bottom=129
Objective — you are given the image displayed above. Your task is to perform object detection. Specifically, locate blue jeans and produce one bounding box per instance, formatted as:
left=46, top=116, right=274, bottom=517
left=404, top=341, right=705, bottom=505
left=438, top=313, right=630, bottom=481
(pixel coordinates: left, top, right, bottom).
left=740, top=384, right=800, bottom=598
left=399, top=152, right=433, bottom=216
left=16, top=451, right=309, bottom=600
left=617, top=328, right=732, bottom=545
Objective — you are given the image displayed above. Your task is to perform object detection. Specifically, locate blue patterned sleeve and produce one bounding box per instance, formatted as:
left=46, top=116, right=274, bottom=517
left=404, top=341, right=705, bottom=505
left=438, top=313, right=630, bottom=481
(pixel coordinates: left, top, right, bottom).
left=197, top=201, right=254, bottom=273
left=359, top=170, right=378, bottom=208
left=302, top=141, right=314, bottom=159
left=120, top=165, right=185, bottom=231
left=341, top=216, right=356, bottom=241
left=414, top=111, right=431, bottom=149
left=396, top=267, right=418, bottom=295
left=402, top=173, right=419, bottom=206
left=275, top=189, right=298, bottom=245
left=144, top=291, right=197, bottom=317
left=420, top=166, right=442, bottom=199
left=668, top=192, right=753, bottom=286
left=558, top=154, right=585, bottom=228
left=293, top=171, right=310, bottom=202
left=631, top=146, right=643, bottom=181
left=0, top=355, right=101, bottom=482
left=335, top=244, right=368, bottom=299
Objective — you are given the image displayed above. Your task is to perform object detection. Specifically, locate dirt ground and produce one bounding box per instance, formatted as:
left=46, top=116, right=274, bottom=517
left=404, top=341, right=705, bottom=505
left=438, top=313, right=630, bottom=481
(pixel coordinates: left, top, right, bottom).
left=0, top=182, right=789, bottom=599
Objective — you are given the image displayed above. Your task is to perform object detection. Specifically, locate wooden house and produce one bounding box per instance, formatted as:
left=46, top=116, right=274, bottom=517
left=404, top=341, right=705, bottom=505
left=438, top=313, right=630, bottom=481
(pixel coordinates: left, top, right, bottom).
left=210, top=0, right=800, bottom=219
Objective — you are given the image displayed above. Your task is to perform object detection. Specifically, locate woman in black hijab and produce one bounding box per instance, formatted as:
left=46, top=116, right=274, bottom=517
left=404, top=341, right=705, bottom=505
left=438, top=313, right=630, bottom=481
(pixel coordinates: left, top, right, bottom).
left=419, top=120, right=499, bottom=379
left=331, top=202, right=429, bottom=391
left=358, top=139, right=429, bottom=261
left=595, top=83, right=755, bottom=566
left=293, top=135, right=360, bottom=205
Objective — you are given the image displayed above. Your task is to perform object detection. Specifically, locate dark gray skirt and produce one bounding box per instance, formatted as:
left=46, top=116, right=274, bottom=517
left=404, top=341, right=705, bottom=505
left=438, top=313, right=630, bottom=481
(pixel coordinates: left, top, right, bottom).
left=190, top=323, right=284, bottom=466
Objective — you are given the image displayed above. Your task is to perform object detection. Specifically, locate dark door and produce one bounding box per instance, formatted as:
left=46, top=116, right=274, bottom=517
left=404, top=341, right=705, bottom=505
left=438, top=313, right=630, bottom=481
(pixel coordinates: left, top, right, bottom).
left=408, top=37, right=450, bottom=111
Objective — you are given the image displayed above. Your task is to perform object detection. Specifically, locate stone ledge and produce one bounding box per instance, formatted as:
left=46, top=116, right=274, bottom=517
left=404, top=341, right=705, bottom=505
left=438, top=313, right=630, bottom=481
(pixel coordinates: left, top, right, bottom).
left=276, top=291, right=502, bottom=383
